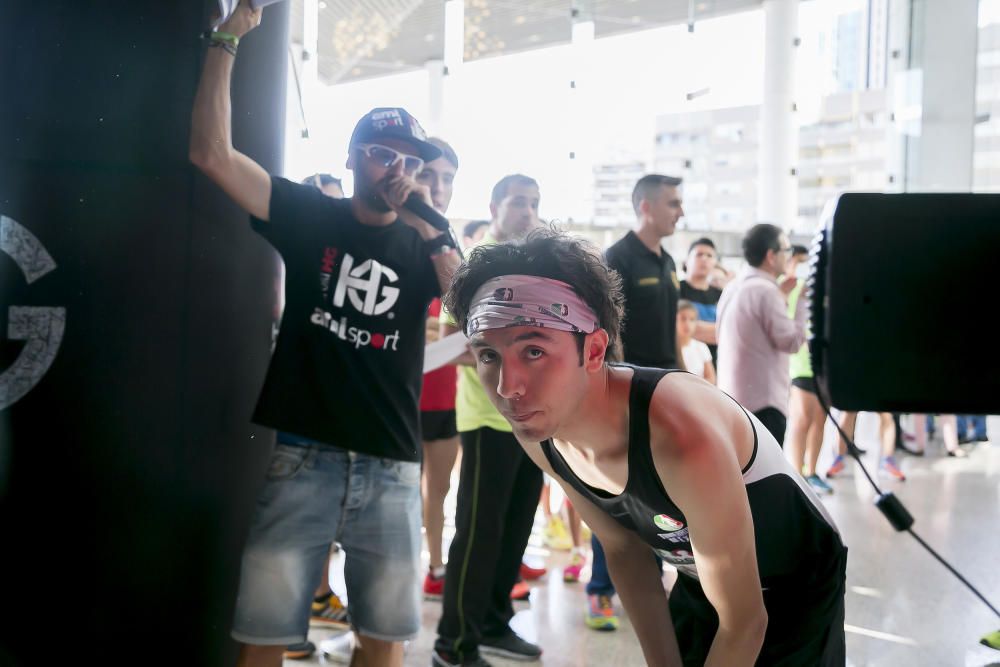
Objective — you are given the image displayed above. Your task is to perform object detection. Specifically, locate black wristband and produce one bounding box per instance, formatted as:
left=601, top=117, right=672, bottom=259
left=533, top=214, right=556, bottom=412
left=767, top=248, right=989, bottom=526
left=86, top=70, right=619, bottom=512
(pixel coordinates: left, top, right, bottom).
left=422, top=232, right=457, bottom=254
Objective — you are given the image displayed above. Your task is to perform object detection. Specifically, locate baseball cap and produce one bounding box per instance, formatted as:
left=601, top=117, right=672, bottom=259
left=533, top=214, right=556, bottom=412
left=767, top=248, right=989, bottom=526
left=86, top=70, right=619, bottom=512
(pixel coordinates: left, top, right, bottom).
left=348, top=108, right=442, bottom=163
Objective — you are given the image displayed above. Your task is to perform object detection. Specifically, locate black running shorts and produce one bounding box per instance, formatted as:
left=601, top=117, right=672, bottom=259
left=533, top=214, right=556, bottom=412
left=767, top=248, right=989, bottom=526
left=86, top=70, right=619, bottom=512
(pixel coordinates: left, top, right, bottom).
left=421, top=409, right=458, bottom=442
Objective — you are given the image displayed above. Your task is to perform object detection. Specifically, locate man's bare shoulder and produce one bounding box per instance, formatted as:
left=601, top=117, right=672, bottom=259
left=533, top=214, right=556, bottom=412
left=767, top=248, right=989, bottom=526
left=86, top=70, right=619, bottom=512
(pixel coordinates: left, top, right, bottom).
left=647, top=373, right=747, bottom=462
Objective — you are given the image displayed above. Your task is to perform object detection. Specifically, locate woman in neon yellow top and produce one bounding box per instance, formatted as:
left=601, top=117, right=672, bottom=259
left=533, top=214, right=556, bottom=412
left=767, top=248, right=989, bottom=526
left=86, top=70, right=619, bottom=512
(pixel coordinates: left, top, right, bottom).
left=783, top=251, right=835, bottom=495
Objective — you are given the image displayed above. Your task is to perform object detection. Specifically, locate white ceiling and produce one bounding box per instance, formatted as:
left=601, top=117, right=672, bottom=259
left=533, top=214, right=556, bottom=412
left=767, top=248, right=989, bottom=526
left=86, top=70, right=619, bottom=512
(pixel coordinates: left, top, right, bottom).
left=290, top=0, right=765, bottom=84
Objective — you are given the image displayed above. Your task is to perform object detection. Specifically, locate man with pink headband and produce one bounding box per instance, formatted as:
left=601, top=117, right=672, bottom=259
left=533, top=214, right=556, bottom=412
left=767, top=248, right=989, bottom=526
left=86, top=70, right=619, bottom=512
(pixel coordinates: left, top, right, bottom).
left=432, top=174, right=545, bottom=667
left=444, top=229, right=847, bottom=666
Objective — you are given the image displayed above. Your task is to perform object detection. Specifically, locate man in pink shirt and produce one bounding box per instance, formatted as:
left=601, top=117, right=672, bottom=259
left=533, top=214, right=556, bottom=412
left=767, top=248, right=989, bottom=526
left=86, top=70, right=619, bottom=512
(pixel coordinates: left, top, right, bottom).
left=716, top=224, right=807, bottom=444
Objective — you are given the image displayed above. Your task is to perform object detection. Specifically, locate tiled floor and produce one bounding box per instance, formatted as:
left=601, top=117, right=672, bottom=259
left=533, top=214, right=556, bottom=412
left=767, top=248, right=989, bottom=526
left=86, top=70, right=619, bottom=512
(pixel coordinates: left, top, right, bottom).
left=287, top=414, right=1000, bottom=667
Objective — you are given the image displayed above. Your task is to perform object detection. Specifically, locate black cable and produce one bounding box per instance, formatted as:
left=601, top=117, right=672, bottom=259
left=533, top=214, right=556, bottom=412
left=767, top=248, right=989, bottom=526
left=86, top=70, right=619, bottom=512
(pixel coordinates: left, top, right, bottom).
left=906, top=528, right=1000, bottom=619
left=812, top=377, right=1000, bottom=622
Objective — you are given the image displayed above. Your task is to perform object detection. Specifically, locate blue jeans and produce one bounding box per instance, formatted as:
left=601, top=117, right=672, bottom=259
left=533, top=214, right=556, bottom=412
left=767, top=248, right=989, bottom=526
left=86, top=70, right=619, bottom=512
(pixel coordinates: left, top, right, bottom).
left=586, top=533, right=662, bottom=596
left=957, top=415, right=987, bottom=440
left=231, top=442, right=422, bottom=645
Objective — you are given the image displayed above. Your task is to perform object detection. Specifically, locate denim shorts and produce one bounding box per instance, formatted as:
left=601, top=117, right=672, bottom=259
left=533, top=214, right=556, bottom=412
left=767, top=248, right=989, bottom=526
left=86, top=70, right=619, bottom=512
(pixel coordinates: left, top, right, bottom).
left=231, top=442, right=422, bottom=645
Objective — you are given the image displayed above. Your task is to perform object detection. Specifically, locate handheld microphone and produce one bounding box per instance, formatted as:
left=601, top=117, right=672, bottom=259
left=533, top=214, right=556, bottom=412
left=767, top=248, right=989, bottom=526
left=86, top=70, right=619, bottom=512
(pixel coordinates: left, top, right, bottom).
left=402, top=194, right=464, bottom=260
left=403, top=194, right=451, bottom=233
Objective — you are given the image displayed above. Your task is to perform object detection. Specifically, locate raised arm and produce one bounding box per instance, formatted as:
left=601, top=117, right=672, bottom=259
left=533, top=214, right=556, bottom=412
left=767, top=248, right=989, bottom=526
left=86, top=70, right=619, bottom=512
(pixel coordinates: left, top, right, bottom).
left=189, top=1, right=271, bottom=221
left=517, top=441, right=683, bottom=667
left=651, top=381, right=767, bottom=666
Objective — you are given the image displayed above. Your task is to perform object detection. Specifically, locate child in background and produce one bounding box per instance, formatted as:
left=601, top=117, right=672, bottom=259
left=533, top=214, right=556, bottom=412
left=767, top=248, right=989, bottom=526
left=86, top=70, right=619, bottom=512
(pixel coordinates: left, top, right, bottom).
left=677, top=300, right=716, bottom=384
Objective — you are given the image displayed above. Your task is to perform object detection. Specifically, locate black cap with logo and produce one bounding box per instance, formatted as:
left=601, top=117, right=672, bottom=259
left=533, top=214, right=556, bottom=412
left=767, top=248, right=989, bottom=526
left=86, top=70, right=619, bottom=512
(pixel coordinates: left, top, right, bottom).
left=348, top=108, right=442, bottom=163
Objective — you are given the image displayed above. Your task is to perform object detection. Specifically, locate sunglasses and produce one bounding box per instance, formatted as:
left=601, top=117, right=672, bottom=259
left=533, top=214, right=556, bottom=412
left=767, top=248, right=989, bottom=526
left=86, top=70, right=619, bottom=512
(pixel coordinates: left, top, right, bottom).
left=355, top=143, right=425, bottom=175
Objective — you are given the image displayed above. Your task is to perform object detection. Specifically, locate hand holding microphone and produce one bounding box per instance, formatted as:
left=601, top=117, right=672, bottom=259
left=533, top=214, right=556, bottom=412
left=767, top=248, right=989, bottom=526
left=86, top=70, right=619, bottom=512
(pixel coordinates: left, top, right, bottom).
left=382, top=174, right=450, bottom=233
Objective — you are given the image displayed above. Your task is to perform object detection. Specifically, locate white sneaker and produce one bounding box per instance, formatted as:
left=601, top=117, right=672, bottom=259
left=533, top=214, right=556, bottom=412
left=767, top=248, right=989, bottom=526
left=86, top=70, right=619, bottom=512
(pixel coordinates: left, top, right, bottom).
left=319, top=632, right=354, bottom=664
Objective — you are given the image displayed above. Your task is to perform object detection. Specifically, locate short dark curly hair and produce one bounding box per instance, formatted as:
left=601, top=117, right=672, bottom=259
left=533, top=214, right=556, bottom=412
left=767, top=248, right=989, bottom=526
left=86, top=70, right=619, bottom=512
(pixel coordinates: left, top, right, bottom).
left=443, top=228, right=625, bottom=358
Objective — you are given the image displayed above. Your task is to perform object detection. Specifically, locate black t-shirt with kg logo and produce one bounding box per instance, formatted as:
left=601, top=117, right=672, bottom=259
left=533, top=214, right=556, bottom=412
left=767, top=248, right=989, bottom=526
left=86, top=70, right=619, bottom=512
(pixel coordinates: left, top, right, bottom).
left=250, top=176, right=440, bottom=461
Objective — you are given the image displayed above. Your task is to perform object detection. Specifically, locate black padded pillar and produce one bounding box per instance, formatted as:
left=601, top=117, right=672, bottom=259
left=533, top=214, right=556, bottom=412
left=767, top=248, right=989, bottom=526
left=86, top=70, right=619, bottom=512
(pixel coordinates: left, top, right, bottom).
left=0, top=2, right=289, bottom=664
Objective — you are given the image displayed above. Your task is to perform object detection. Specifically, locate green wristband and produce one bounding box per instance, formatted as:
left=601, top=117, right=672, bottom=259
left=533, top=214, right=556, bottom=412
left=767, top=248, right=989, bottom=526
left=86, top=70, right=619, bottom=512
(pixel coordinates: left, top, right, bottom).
left=210, top=31, right=240, bottom=47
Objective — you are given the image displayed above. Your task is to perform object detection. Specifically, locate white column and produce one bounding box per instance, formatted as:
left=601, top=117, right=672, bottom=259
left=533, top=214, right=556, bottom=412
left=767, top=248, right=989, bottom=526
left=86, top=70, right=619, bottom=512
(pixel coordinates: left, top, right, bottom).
left=435, top=0, right=465, bottom=139
left=301, top=0, right=320, bottom=117
left=911, top=0, right=979, bottom=191
left=568, top=15, right=596, bottom=223
left=425, top=60, right=445, bottom=135
left=884, top=0, right=913, bottom=193
left=758, top=0, right=799, bottom=226
left=444, top=0, right=464, bottom=74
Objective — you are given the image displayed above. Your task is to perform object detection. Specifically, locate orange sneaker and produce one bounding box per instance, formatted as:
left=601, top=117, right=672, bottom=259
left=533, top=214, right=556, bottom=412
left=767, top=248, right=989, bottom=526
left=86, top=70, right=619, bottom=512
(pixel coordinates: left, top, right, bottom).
left=880, top=456, right=906, bottom=481
left=825, top=455, right=846, bottom=479
left=510, top=580, right=531, bottom=601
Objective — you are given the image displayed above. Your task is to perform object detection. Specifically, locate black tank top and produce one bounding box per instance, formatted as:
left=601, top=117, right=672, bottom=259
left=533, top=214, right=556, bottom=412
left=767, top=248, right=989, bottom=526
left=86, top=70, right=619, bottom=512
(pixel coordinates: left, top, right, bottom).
left=541, top=367, right=843, bottom=590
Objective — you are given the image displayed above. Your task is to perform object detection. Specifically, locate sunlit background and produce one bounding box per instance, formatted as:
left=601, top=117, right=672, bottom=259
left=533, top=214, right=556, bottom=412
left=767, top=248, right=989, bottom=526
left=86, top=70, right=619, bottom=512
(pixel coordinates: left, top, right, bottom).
left=279, top=0, right=1000, bottom=262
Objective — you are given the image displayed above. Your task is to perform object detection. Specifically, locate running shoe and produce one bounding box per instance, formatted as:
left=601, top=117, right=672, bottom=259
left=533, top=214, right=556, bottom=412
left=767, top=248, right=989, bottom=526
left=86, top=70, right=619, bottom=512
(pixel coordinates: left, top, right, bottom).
left=947, top=448, right=969, bottom=458
left=825, top=454, right=846, bottom=479
left=283, top=641, right=315, bottom=660
left=424, top=569, right=445, bottom=599
left=805, top=473, right=834, bottom=495
left=480, top=629, right=542, bottom=661
left=519, top=562, right=547, bottom=580
left=846, top=442, right=867, bottom=456
left=896, top=440, right=924, bottom=456
left=585, top=594, right=619, bottom=631
left=431, top=649, right=493, bottom=666
left=563, top=552, right=586, bottom=583
left=510, top=580, right=531, bottom=601
left=311, top=592, right=350, bottom=628
left=981, top=628, right=1000, bottom=650
left=543, top=516, right=573, bottom=551
left=320, top=632, right=354, bottom=664
left=880, top=456, right=906, bottom=481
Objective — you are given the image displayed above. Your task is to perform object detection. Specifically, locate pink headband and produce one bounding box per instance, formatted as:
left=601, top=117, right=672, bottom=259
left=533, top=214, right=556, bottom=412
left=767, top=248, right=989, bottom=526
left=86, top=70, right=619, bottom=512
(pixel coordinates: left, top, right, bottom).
left=466, top=275, right=600, bottom=337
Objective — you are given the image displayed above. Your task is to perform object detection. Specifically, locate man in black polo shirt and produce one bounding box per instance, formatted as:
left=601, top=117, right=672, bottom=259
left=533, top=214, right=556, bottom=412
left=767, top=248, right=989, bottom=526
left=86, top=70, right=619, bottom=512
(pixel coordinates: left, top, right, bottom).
left=583, top=174, right=683, bottom=632
left=189, top=6, right=461, bottom=667
left=605, top=174, right=683, bottom=368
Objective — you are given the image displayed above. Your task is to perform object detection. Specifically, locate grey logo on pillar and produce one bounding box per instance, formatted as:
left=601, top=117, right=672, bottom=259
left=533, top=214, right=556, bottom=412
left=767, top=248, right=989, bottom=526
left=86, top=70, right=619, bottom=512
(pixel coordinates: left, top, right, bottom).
left=1, top=215, right=66, bottom=411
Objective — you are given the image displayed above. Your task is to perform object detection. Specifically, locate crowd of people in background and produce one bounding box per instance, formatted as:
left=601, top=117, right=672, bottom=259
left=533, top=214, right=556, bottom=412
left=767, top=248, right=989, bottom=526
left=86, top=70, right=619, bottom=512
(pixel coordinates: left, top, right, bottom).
left=270, top=160, right=989, bottom=666
left=191, top=6, right=990, bottom=666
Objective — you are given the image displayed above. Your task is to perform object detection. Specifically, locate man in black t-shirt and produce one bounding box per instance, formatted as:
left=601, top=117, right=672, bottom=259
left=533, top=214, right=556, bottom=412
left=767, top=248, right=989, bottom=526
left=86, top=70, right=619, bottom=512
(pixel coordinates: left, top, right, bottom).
left=589, top=174, right=683, bottom=631
left=190, top=6, right=461, bottom=667
left=679, top=237, right=723, bottom=366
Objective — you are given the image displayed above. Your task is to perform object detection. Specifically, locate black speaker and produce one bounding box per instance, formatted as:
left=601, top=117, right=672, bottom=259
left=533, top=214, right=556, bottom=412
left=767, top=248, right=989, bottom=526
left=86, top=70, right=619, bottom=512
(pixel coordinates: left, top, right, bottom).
left=1, top=2, right=289, bottom=664
left=808, top=193, right=1000, bottom=414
